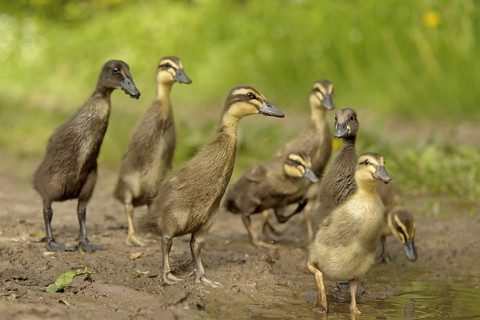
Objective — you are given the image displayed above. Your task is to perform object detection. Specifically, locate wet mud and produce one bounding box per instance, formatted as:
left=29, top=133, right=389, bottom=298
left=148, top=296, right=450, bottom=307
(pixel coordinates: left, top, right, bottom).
left=1, top=153, right=479, bottom=319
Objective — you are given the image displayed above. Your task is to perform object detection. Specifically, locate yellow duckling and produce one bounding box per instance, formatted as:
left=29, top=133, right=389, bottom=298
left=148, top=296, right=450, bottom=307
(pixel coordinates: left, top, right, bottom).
left=307, top=152, right=392, bottom=314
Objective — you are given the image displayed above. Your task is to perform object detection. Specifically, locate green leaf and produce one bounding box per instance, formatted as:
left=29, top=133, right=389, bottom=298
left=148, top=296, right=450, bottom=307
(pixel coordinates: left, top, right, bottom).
left=42, top=267, right=95, bottom=293
left=29, top=232, right=46, bottom=237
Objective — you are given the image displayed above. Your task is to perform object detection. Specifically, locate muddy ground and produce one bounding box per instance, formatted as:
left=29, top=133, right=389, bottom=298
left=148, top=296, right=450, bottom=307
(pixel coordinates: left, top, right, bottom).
left=0, top=151, right=479, bottom=320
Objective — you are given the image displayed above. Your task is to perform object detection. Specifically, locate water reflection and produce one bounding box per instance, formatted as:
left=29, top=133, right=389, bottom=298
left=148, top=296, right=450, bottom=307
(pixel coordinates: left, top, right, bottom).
left=365, top=281, right=480, bottom=319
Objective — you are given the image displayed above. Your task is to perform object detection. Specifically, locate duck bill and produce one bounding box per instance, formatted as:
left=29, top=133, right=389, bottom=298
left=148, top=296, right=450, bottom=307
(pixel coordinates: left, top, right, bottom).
left=258, top=100, right=285, bottom=118
left=403, top=239, right=418, bottom=262
left=373, top=166, right=392, bottom=183
left=333, top=122, right=348, bottom=138
left=174, top=69, right=192, bottom=84
left=303, top=167, right=319, bottom=183
left=121, top=76, right=141, bottom=99
left=323, top=94, right=335, bottom=110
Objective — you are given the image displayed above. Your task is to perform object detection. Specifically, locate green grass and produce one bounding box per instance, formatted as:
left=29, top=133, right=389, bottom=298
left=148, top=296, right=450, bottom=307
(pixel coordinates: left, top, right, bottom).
left=0, top=0, right=479, bottom=214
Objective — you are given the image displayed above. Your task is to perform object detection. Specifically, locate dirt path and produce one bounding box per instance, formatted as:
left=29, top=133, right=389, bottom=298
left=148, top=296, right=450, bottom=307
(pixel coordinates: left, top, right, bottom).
left=1, top=152, right=479, bottom=319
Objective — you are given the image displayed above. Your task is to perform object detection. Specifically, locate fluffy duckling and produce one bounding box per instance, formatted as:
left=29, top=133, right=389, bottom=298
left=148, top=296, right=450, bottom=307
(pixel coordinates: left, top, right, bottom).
left=114, top=57, right=191, bottom=246
left=307, top=153, right=392, bottom=314
left=314, top=108, right=359, bottom=233
left=221, top=152, right=318, bottom=247
left=263, top=80, right=335, bottom=240
left=138, top=85, right=284, bottom=288
left=33, top=60, right=140, bottom=252
left=376, top=182, right=417, bottom=262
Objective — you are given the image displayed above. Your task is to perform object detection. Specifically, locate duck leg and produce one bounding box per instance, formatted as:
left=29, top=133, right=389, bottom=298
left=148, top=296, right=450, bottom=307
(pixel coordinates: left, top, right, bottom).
left=261, top=210, right=281, bottom=239
left=161, top=236, right=184, bottom=284
left=124, top=203, right=149, bottom=247
left=43, top=204, right=74, bottom=251
left=242, top=214, right=275, bottom=248
left=74, top=170, right=104, bottom=252
left=190, top=234, right=222, bottom=288
left=75, top=204, right=105, bottom=252
left=349, top=278, right=361, bottom=314
left=376, top=236, right=389, bottom=264
left=303, top=208, right=314, bottom=243
left=307, top=262, right=328, bottom=312
left=273, top=199, right=308, bottom=223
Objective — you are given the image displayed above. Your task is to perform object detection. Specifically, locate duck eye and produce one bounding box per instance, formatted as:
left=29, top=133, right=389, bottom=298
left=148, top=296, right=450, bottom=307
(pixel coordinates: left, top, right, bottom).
left=246, top=92, right=255, bottom=99
left=363, top=159, right=370, bottom=165
left=165, top=63, right=172, bottom=68
left=349, top=115, right=355, bottom=121
left=295, top=160, right=302, bottom=165
left=396, top=225, right=403, bottom=233
left=334, top=116, right=337, bottom=121
left=112, top=67, right=120, bottom=74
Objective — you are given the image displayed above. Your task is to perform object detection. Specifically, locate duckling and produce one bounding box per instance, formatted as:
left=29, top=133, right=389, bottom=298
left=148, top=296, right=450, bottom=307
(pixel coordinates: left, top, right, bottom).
left=138, top=85, right=284, bottom=288
left=307, top=153, right=392, bottom=314
left=262, top=80, right=335, bottom=240
left=33, top=60, right=140, bottom=252
left=313, top=108, right=359, bottom=234
left=114, top=57, right=191, bottom=247
left=221, top=152, right=318, bottom=247
left=376, top=182, right=417, bottom=262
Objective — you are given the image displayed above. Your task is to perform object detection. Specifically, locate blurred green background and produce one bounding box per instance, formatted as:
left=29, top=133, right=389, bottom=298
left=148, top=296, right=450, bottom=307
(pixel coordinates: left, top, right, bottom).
left=0, top=0, right=478, bottom=214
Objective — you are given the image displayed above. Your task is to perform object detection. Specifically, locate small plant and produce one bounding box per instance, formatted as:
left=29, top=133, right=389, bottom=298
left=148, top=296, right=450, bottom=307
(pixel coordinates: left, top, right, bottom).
left=41, top=267, right=95, bottom=293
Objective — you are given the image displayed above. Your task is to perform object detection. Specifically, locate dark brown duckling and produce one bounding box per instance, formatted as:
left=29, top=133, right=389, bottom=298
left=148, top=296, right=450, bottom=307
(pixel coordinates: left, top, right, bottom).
left=263, top=80, right=335, bottom=240
left=376, top=182, right=418, bottom=262
left=221, top=152, right=318, bottom=247
left=307, top=153, right=392, bottom=314
left=114, top=56, right=191, bottom=247
left=138, top=85, right=284, bottom=288
left=33, top=60, right=140, bottom=252
left=313, top=108, right=359, bottom=232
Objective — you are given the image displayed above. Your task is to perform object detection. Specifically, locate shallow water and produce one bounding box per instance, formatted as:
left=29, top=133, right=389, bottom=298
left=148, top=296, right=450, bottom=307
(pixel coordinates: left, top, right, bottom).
left=303, top=265, right=480, bottom=320
left=362, top=280, right=480, bottom=319
left=203, top=264, right=480, bottom=320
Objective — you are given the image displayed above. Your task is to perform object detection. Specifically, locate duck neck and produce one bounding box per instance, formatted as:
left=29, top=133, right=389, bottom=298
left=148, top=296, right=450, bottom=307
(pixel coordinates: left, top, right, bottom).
left=156, top=82, right=173, bottom=102
left=310, top=104, right=326, bottom=127
left=357, top=182, right=377, bottom=196
left=341, top=135, right=356, bottom=149
left=219, top=112, right=241, bottom=138
left=93, top=86, right=114, bottom=100
left=154, top=82, right=173, bottom=120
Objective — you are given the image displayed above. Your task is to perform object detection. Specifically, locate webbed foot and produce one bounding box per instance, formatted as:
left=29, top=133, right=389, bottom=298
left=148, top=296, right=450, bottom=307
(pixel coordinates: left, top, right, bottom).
left=125, top=234, right=151, bottom=247
left=46, top=239, right=75, bottom=252
left=313, top=299, right=328, bottom=313
left=76, top=240, right=105, bottom=253
left=252, top=240, right=276, bottom=249
left=350, top=306, right=361, bottom=315
left=198, top=275, right=223, bottom=288
left=163, top=272, right=184, bottom=285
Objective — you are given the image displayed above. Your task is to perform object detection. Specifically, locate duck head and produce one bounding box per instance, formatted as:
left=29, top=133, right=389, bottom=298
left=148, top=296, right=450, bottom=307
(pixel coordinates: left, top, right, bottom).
left=334, top=108, right=358, bottom=138
left=224, top=85, right=285, bottom=119
left=389, top=209, right=418, bottom=262
left=283, top=152, right=319, bottom=182
left=99, top=60, right=140, bottom=99
left=356, top=153, right=392, bottom=188
left=157, top=56, right=192, bottom=85
left=310, top=80, right=335, bottom=110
